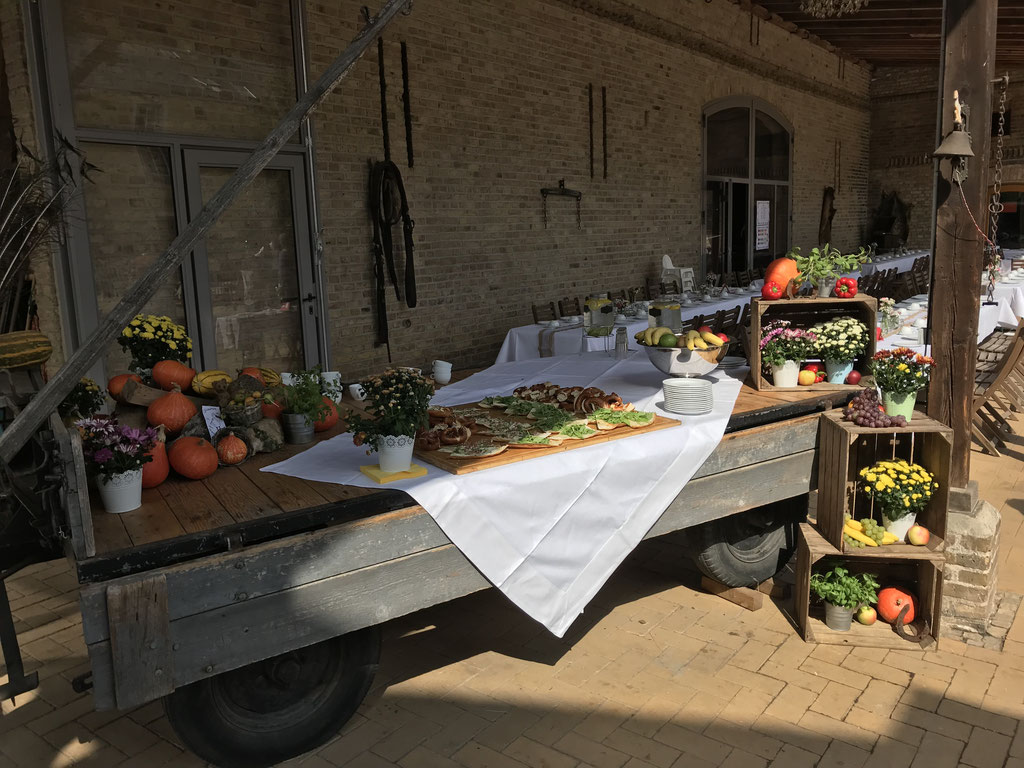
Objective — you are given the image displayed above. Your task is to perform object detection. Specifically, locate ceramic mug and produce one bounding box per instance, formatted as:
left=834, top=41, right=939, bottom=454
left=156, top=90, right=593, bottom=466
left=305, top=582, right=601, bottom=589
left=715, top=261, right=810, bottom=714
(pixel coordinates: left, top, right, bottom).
left=348, top=383, right=366, bottom=401
left=433, top=360, right=453, bottom=385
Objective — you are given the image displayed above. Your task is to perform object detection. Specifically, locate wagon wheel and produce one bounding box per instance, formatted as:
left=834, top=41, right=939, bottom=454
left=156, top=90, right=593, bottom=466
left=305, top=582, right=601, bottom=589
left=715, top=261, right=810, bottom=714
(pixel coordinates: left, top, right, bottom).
left=164, top=628, right=380, bottom=768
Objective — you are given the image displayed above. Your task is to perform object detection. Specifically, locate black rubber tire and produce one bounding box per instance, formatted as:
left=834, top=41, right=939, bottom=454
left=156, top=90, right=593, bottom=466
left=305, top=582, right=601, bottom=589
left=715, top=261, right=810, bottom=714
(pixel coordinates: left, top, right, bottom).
left=163, top=628, right=380, bottom=768
left=689, top=497, right=807, bottom=588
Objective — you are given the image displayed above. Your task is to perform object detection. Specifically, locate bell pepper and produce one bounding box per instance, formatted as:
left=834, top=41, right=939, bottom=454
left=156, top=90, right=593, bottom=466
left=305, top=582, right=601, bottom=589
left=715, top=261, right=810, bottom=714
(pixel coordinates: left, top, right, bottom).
left=835, top=277, right=858, bottom=298
left=761, top=280, right=784, bottom=301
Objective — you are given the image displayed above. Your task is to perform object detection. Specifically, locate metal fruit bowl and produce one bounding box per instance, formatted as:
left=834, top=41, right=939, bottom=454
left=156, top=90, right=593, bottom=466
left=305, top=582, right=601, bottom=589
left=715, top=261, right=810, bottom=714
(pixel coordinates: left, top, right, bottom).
left=643, top=342, right=731, bottom=377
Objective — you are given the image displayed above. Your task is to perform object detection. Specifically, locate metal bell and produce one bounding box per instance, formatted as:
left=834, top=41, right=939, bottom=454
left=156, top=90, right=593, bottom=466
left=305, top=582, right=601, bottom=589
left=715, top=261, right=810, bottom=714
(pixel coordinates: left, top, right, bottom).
left=934, top=126, right=975, bottom=158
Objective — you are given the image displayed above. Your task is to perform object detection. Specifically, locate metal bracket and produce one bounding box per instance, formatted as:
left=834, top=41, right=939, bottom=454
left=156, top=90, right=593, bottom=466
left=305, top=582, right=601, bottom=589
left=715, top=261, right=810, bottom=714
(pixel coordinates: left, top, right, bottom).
left=0, top=578, right=39, bottom=703
left=540, top=179, right=583, bottom=229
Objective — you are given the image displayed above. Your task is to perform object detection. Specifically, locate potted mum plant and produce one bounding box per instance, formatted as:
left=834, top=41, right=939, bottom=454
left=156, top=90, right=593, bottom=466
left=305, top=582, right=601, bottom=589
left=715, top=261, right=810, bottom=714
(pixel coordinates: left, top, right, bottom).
left=810, top=564, right=880, bottom=632
left=859, top=459, right=938, bottom=541
left=58, top=377, right=106, bottom=424
left=75, top=415, right=158, bottom=514
left=281, top=369, right=333, bottom=445
left=792, top=244, right=870, bottom=297
left=347, top=368, right=434, bottom=473
left=869, top=347, right=934, bottom=420
left=118, top=314, right=193, bottom=380
left=760, top=320, right=817, bottom=387
left=810, top=316, right=868, bottom=383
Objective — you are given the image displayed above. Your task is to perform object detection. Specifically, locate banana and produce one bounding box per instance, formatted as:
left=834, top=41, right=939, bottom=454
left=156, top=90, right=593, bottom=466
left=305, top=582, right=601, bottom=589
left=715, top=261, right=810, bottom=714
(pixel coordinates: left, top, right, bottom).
left=701, top=331, right=725, bottom=347
left=650, top=327, right=673, bottom=345
left=685, top=330, right=697, bottom=351
left=881, top=531, right=899, bottom=544
left=845, top=518, right=864, bottom=532
left=643, top=328, right=656, bottom=346
left=844, top=525, right=878, bottom=547
left=634, top=330, right=646, bottom=342
left=691, top=331, right=709, bottom=350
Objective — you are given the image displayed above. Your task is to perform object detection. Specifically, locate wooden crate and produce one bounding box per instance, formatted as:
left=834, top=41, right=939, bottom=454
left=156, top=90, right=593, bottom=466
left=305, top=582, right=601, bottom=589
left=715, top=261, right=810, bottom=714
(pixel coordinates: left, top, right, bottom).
left=817, top=409, right=952, bottom=554
left=749, top=295, right=878, bottom=391
left=793, top=524, right=943, bottom=649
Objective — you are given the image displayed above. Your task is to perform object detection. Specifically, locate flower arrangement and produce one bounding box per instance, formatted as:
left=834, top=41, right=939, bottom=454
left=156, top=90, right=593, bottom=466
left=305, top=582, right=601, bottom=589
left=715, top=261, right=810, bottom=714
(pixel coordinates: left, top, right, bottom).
left=347, top=368, right=434, bottom=451
left=118, top=314, right=193, bottom=371
left=759, top=320, right=818, bottom=366
left=810, top=316, right=868, bottom=363
left=75, top=415, right=158, bottom=480
left=859, top=459, right=938, bottom=521
left=59, top=378, right=105, bottom=420
left=870, top=348, right=934, bottom=395
left=878, top=297, right=901, bottom=335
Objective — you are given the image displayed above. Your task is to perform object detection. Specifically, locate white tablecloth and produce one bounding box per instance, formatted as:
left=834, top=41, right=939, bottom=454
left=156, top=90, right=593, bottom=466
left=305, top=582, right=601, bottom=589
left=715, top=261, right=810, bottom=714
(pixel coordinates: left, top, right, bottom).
left=496, top=290, right=760, bottom=363
left=878, top=294, right=1018, bottom=354
left=860, top=250, right=930, bottom=276
left=980, top=281, right=1024, bottom=318
left=262, top=352, right=744, bottom=636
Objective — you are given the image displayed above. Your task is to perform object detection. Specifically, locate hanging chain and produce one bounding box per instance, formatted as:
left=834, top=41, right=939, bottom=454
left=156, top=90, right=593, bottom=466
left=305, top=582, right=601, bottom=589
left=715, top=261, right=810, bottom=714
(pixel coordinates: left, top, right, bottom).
left=987, top=75, right=1009, bottom=304
left=576, top=196, right=582, bottom=230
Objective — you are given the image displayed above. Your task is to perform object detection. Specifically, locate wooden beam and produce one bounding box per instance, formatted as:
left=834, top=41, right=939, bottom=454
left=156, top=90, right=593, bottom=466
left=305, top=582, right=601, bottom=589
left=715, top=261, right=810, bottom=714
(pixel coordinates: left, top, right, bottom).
left=0, top=0, right=411, bottom=464
left=927, top=0, right=998, bottom=486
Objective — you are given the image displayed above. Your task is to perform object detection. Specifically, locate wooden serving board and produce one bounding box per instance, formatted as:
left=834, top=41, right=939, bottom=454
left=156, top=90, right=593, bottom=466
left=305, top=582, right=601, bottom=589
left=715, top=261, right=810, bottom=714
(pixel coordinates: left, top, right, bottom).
left=414, top=403, right=681, bottom=475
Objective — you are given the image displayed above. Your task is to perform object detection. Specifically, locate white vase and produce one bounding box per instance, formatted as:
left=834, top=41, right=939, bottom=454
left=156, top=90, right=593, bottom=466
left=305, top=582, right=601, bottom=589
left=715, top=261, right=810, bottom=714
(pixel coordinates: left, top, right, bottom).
left=97, top=469, right=143, bottom=514
left=883, top=511, right=918, bottom=543
left=378, top=434, right=415, bottom=473
left=770, top=360, right=801, bottom=387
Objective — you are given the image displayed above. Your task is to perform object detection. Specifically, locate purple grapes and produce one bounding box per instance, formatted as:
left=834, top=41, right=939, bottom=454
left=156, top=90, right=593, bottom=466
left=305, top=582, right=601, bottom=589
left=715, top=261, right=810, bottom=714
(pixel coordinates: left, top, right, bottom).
left=842, top=388, right=907, bottom=428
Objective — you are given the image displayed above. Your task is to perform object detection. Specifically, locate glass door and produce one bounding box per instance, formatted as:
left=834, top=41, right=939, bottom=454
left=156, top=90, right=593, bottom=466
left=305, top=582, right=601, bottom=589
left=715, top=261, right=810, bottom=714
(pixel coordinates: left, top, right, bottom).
left=182, top=149, right=320, bottom=373
left=704, top=180, right=749, bottom=275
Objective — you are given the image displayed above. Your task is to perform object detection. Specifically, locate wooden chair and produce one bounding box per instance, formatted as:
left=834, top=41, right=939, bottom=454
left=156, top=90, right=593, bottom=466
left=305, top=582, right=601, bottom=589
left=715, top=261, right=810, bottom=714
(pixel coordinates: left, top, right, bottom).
left=735, top=269, right=753, bottom=286
left=558, top=296, right=582, bottom=317
left=972, top=328, right=1024, bottom=455
left=714, top=306, right=742, bottom=336
left=608, top=288, right=628, bottom=302
left=532, top=301, right=557, bottom=323
left=627, top=286, right=647, bottom=302
left=646, top=278, right=680, bottom=297
left=1012, top=259, right=1024, bottom=271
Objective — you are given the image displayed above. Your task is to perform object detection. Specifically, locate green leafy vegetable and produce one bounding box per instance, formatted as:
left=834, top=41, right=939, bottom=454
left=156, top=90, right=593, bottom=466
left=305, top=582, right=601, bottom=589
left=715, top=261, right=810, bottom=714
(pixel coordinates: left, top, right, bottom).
left=809, top=564, right=879, bottom=610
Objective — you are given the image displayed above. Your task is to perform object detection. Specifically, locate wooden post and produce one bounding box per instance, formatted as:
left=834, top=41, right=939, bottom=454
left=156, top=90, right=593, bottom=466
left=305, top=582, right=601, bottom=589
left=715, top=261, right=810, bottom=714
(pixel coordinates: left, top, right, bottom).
left=928, top=0, right=998, bottom=487
left=0, top=0, right=410, bottom=464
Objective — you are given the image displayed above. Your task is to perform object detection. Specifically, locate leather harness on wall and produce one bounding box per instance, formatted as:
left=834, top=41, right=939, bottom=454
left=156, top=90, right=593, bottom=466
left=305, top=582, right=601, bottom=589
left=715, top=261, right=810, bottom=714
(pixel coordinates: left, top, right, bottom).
left=370, top=159, right=416, bottom=360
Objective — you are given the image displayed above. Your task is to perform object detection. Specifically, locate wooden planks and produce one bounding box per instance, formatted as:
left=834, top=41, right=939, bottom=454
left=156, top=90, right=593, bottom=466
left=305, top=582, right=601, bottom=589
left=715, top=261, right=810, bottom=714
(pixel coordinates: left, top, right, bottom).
left=107, top=575, right=173, bottom=709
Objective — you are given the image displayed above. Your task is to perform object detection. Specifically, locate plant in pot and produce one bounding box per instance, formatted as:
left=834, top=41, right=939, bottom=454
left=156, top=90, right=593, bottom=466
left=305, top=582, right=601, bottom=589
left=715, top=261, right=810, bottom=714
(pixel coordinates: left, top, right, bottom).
left=869, top=347, right=934, bottom=421
left=791, top=244, right=869, bottom=297
left=810, top=564, right=880, bottom=632
left=58, top=377, right=105, bottom=424
left=809, top=316, right=868, bottom=384
left=118, top=314, right=193, bottom=382
left=759, top=320, right=817, bottom=387
left=346, top=368, right=434, bottom=473
left=281, top=369, right=333, bottom=445
left=75, top=415, right=159, bottom=514
left=859, top=458, right=938, bottom=542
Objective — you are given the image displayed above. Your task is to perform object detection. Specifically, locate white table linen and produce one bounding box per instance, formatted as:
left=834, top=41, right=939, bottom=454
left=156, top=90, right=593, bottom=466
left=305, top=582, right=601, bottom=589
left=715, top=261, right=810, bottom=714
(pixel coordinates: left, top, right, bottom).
left=860, top=250, right=929, bottom=276
left=878, top=294, right=1017, bottom=354
left=262, top=352, right=744, bottom=636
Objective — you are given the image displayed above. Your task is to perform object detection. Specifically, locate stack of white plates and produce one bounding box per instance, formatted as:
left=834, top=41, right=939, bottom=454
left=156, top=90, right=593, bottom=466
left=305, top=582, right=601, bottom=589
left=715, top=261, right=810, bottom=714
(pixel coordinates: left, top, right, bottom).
left=663, top=378, right=714, bottom=415
left=717, top=356, right=746, bottom=369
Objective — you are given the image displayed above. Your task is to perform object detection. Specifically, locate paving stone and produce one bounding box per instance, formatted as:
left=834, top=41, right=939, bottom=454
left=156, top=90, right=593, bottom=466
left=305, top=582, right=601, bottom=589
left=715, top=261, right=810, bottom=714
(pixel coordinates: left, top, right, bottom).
left=959, top=727, right=1011, bottom=768
left=818, top=739, right=871, bottom=768
left=862, top=736, right=918, bottom=768
left=908, top=732, right=965, bottom=768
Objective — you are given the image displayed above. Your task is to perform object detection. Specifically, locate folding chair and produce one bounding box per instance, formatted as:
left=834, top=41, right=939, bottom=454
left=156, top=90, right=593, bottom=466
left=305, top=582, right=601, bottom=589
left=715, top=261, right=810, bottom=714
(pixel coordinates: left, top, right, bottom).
left=972, top=326, right=1024, bottom=455
left=532, top=301, right=557, bottom=323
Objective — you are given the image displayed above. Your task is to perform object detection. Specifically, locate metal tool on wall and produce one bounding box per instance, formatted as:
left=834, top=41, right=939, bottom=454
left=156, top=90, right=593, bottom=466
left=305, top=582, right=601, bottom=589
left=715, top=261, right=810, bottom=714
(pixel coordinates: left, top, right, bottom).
left=541, top=179, right=583, bottom=229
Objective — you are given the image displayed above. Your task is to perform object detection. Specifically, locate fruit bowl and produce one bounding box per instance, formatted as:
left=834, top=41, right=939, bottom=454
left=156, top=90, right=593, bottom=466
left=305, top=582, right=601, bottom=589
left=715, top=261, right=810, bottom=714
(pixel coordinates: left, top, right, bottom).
left=643, top=342, right=731, bottom=377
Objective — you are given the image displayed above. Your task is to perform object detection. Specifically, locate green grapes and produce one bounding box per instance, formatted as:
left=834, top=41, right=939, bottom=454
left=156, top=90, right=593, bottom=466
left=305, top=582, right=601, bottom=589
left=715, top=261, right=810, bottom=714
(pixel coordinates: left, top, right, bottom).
left=843, top=533, right=865, bottom=549
left=857, top=518, right=885, bottom=544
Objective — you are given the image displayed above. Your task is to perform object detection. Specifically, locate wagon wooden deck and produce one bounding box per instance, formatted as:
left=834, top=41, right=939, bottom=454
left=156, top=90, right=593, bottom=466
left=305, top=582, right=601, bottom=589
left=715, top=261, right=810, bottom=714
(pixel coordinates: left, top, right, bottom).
left=71, top=381, right=847, bottom=714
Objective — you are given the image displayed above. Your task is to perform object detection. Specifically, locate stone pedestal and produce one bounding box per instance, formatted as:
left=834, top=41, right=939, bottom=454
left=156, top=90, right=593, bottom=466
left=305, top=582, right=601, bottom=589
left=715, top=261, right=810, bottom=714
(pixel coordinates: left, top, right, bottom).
left=942, top=481, right=1002, bottom=638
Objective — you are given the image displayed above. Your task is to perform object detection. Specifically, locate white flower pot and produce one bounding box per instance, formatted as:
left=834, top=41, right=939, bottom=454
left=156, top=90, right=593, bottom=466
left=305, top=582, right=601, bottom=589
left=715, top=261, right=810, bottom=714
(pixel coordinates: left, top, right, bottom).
left=378, top=434, right=415, bottom=473
left=883, top=511, right=918, bottom=543
left=770, top=360, right=801, bottom=388
left=97, top=469, right=143, bottom=514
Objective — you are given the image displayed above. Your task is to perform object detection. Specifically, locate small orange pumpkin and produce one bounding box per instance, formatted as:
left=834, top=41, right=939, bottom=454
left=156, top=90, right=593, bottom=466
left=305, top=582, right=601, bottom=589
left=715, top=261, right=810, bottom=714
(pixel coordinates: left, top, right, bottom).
left=877, top=586, right=917, bottom=624
left=142, top=426, right=169, bottom=489
left=764, top=256, right=800, bottom=293
left=313, top=397, right=339, bottom=432
left=153, top=360, right=196, bottom=392
left=262, top=399, right=285, bottom=420
left=108, top=373, right=143, bottom=402
left=217, top=434, right=248, bottom=465
left=238, top=367, right=266, bottom=385
left=147, top=385, right=197, bottom=434
left=168, top=436, right=218, bottom=480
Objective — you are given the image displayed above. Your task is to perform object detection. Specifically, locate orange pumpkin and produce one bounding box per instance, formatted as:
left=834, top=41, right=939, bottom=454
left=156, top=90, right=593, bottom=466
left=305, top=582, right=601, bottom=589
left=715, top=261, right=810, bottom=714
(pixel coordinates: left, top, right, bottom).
left=142, top=426, right=169, bottom=489
left=217, top=434, right=248, bottom=465
left=313, top=397, right=339, bottom=432
left=238, top=367, right=266, bottom=385
left=764, top=256, right=800, bottom=293
left=262, top=399, right=285, bottom=420
left=147, top=385, right=197, bottom=434
left=108, top=373, right=143, bottom=402
left=153, top=360, right=196, bottom=392
left=168, top=437, right=218, bottom=480
left=877, top=586, right=917, bottom=624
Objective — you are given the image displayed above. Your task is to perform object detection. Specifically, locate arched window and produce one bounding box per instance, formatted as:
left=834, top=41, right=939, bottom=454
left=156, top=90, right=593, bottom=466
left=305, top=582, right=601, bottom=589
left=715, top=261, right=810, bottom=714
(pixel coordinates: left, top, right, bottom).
left=703, top=98, right=793, bottom=276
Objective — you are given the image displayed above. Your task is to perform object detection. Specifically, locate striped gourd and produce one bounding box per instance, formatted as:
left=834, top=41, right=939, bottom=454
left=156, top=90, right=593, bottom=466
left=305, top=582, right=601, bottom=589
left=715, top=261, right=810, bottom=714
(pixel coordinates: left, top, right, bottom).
left=0, top=331, right=52, bottom=369
left=258, top=367, right=282, bottom=387
left=191, top=370, right=233, bottom=396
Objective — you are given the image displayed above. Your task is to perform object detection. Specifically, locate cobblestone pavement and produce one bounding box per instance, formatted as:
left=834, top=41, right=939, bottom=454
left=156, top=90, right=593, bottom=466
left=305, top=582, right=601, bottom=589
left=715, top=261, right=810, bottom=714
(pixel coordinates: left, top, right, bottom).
left=3, top=444, right=1024, bottom=768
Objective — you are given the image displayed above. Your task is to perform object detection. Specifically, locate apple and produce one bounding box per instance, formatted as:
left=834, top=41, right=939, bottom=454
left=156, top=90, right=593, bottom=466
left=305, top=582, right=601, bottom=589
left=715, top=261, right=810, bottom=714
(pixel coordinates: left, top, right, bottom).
left=846, top=370, right=862, bottom=385
left=907, top=524, right=930, bottom=546
left=797, top=369, right=816, bottom=386
left=803, top=363, right=820, bottom=374
left=717, top=332, right=729, bottom=343
left=855, top=605, right=877, bottom=625
left=698, top=325, right=713, bottom=334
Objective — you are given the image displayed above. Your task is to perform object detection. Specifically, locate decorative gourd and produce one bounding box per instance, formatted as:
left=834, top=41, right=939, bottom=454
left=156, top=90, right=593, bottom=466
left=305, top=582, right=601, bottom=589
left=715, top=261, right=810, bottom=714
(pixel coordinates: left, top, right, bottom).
left=153, top=360, right=196, bottom=392
left=313, top=397, right=339, bottom=432
left=262, top=398, right=285, bottom=420
left=877, top=586, right=917, bottom=624
left=108, top=373, right=143, bottom=402
left=216, top=434, right=248, bottom=465
left=0, top=330, right=53, bottom=369
left=238, top=367, right=266, bottom=385
left=192, top=370, right=233, bottom=396
left=142, top=426, right=169, bottom=488
left=764, top=256, right=800, bottom=293
left=168, top=437, right=218, bottom=480
left=147, top=385, right=197, bottom=434
left=258, top=367, right=282, bottom=387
